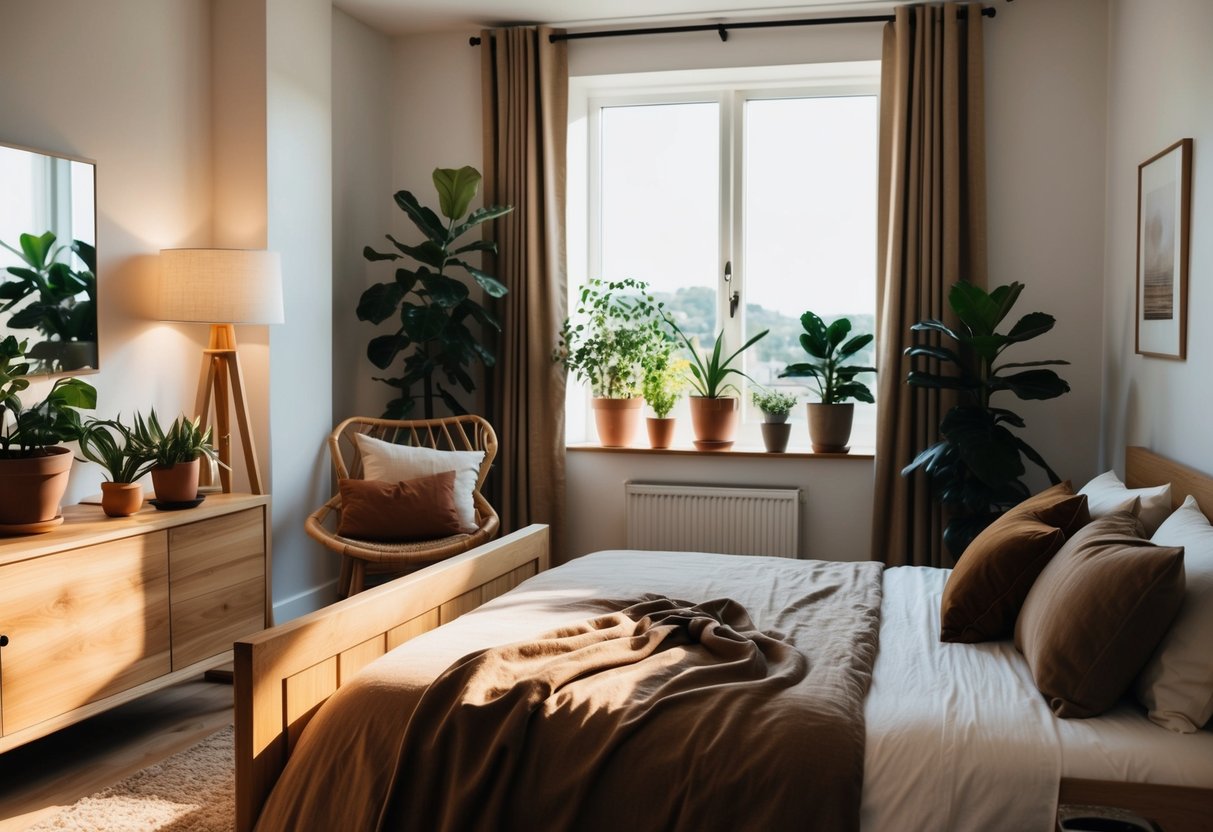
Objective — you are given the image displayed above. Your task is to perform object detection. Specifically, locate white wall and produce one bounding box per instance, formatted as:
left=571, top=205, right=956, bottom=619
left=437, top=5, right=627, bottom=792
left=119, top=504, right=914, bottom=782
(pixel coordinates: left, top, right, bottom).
left=332, top=9, right=394, bottom=421
left=1102, top=0, right=1213, bottom=475
left=0, top=0, right=212, bottom=502
left=984, top=0, right=1109, bottom=491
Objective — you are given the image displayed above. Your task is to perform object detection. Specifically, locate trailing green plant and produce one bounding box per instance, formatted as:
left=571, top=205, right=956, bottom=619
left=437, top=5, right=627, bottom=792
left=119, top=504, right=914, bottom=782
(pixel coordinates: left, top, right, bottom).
left=901, top=281, right=1071, bottom=557
left=357, top=166, right=514, bottom=419
left=642, top=356, right=689, bottom=419
left=0, top=231, right=97, bottom=357
left=665, top=316, right=769, bottom=399
left=128, top=409, right=221, bottom=469
left=780, top=312, right=876, bottom=404
left=555, top=278, right=672, bottom=399
left=76, top=417, right=157, bottom=483
left=752, top=388, right=798, bottom=416
left=0, top=335, right=96, bottom=457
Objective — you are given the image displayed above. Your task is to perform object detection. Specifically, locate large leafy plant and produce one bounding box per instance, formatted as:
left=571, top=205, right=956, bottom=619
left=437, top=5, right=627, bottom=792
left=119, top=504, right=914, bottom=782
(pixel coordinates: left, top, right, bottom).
left=780, top=312, right=875, bottom=404
left=665, top=317, right=769, bottom=399
left=555, top=278, right=671, bottom=399
left=0, top=231, right=97, bottom=346
left=357, top=166, right=513, bottom=418
left=0, top=335, right=96, bottom=456
left=901, top=281, right=1070, bottom=556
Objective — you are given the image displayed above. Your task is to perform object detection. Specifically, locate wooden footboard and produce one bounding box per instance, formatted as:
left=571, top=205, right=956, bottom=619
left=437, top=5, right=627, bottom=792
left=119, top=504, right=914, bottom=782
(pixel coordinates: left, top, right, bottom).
left=233, top=524, right=550, bottom=832
left=1058, top=778, right=1213, bottom=832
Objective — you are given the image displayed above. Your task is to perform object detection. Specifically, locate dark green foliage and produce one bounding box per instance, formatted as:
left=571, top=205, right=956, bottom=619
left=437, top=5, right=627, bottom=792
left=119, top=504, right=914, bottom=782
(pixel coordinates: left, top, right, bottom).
left=76, top=418, right=158, bottom=483
left=0, top=335, right=96, bottom=456
left=901, top=282, right=1070, bottom=557
left=357, top=167, right=513, bottom=419
left=0, top=232, right=97, bottom=371
left=780, top=311, right=876, bottom=404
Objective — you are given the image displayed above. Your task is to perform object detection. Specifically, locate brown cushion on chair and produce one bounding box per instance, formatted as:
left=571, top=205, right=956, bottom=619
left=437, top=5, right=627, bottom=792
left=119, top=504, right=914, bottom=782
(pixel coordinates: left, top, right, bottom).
left=940, top=482, right=1091, bottom=644
left=1015, top=512, right=1185, bottom=719
left=337, top=472, right=463, bottom=542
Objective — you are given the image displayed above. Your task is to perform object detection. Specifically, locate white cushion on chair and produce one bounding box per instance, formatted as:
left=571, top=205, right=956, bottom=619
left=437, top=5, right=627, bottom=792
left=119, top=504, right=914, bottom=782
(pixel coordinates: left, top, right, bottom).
left=353, top=432, right=485, bottom=533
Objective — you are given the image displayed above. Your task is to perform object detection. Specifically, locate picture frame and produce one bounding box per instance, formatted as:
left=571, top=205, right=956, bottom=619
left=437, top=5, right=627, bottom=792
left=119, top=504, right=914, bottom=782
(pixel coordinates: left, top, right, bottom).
left=1135, top=138, right=1192, bottom=360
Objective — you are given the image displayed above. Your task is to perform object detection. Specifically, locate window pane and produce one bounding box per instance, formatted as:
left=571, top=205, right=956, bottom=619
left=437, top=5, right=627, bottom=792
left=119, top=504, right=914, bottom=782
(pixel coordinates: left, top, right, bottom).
left=743, top=96, right=878, bottom=436
left=600, top=102, right=719, bottom=348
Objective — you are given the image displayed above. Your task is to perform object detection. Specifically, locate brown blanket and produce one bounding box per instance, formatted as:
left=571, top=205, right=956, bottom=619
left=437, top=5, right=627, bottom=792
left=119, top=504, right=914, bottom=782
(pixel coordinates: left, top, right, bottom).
left=255, top=553, right=883, bottom=832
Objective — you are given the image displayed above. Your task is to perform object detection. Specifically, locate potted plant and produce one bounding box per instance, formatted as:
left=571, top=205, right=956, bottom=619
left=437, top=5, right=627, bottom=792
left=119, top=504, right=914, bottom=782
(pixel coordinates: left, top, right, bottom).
left=357, top=166, right=513, bottom=418
left=130, top=410, right=222, bottom=504
left=666, top=318, right=768, bottom=450
left=780, top=311, right=875, bottom=453
left=641, top=354, right=688, bottom=449
left=0, top=335, right=96, bottom=530
left=76, top=417, right=157, bottom=517
left=902, top=281, right=1070, bottom=557
left=752, top=388, right=798, bottom=453
left=555, top=278, right=670, bottom=447
left=0, top=231, right=98, bottom=373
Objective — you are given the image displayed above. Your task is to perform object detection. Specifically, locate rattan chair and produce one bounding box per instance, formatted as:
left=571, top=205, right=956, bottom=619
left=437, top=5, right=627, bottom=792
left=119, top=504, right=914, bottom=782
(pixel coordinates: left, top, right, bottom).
left=306, top=415, right=500, bottom=597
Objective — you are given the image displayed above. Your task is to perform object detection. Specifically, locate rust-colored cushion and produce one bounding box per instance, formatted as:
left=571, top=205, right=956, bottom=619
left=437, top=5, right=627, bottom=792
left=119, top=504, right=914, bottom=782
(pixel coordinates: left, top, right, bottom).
left=940, top=482, right=1091, bottom=643
left=337, top=471, right=463, bottom=542
left=1015, top=512, right=1185, bottom=719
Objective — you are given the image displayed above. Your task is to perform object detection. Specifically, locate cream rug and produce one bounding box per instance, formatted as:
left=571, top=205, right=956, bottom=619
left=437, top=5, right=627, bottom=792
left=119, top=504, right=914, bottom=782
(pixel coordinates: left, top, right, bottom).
left=29, top=727, right=234, bottom=832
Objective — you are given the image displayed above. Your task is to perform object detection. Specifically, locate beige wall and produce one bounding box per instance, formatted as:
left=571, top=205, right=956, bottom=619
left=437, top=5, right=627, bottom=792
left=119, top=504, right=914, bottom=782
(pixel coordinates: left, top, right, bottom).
left=1102, top=0, right=1213, bottom=475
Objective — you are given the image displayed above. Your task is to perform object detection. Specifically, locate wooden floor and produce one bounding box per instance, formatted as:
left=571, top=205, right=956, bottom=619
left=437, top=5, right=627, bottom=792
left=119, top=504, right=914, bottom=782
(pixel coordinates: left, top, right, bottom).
left=0, top=676, right=232, bottom=831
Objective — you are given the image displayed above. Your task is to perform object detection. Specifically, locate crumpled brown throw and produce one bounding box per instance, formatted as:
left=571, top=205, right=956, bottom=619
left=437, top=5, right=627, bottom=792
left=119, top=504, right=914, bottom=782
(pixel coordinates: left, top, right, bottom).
left=378, top=595, right=844, bottom=832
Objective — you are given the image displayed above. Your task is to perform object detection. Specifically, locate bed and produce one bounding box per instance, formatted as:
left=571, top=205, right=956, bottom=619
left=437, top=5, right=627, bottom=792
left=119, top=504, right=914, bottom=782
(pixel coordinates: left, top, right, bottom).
left=234, top=447, right=1213, bottom=831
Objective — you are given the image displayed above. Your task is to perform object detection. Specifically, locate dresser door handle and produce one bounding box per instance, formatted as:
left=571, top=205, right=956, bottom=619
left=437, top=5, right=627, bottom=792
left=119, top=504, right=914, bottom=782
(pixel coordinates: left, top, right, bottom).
left=0, top=635, right=8, bottom=647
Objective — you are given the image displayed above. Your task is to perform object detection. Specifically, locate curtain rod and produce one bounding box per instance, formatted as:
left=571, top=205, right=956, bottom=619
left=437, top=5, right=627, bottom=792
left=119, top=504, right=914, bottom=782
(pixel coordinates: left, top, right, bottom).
left=468, top=6, right=995, bottom=47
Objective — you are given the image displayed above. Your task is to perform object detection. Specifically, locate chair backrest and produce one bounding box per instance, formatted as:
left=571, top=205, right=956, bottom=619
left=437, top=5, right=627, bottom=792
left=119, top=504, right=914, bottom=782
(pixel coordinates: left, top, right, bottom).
left=329, top=415, right=498, bottom=492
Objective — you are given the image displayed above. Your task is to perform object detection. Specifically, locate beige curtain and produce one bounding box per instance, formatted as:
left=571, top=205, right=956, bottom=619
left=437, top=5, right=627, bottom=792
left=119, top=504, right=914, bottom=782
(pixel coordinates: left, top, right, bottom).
left=480, top=26, right=568, bottom=562
left=872, top=3, right=988, bottom=568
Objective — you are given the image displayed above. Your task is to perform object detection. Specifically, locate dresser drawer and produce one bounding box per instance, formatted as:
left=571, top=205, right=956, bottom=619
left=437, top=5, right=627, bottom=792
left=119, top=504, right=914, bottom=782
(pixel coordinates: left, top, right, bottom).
left=171, top=575, right=265, bottom=669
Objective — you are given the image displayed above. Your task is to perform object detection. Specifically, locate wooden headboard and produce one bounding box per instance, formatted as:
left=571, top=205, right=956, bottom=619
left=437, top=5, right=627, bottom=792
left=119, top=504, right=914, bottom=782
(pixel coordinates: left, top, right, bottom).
left=1124, top=446, right=1213, bottom=514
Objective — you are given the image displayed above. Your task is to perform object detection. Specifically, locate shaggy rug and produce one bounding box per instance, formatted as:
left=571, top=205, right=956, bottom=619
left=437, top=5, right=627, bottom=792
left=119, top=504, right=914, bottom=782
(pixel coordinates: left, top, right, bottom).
left=29, top=727, right=234, bottom=832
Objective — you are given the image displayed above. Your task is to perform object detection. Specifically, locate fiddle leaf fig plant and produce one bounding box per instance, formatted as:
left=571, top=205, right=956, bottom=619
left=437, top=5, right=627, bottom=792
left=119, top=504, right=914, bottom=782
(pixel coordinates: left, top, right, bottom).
left=901, top=281, right=1071, bottom=557
left=780, top=312, right=876, bottom=404
left=357, top=166, right=514, bottom=419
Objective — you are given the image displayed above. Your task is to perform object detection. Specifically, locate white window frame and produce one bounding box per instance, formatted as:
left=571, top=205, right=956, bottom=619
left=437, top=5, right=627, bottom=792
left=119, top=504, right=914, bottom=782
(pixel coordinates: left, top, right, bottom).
left=568, top=62, right=881, bottom=446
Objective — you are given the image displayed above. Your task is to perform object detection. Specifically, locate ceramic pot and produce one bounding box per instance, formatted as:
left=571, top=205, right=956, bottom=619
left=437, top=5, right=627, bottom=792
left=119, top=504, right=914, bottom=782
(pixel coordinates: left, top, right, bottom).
left=592, top=397, right=643, bottom=447
left=646, top=417, right=676, bottom=449
left=807, top=403, right=854, bottom=453
left=761, top=422, right=792, bottom=453
left=101, top=481, right=144, bottom=517
left=762, top=411, right=790, bottom=425
left=151, top=458, right=201, bottom=503
left=0, top=446, right=74, bottom=528
left=689, top=396, right=739, bottom=450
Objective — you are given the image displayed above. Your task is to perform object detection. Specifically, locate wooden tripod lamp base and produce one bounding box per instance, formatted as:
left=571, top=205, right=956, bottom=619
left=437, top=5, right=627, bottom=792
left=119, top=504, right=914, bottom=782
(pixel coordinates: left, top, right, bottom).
left=194, top=324, right=263, bottom=495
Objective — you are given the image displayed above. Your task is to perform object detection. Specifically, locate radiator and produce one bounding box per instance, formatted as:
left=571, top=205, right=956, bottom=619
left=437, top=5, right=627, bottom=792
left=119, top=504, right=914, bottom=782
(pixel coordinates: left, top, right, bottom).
left=624, top=482, right=801, bottom=558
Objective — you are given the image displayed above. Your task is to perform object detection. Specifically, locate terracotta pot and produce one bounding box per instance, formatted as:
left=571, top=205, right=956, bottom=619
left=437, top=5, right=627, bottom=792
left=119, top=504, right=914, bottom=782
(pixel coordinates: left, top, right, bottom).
left=807, top=403, right=854, bottom=453
left=592, top=397, right=643, bottom=447
left=0, top=446, right=74, bottom=527
left=151, top=458, right=201, bottom=503
left=101, top=481, right=144, bottom=517
left=646, top=417, right=676, bottom=449
left=761, top=422, right=792, bottom=453
left=689, top=396, right=739, bottom=449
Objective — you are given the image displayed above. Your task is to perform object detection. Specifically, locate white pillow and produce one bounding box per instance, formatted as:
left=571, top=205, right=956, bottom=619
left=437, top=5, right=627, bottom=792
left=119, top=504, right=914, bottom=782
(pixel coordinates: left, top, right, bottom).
left=353, top=432, right=484, bottom=534
left=1079, top=470, right=1172, bottom=536
left=1136, top=495, right=1213, bottom=732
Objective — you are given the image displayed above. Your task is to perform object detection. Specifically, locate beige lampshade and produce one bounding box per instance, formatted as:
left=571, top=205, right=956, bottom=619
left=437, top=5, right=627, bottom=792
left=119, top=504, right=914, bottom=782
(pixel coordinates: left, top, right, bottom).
left=158, top=248, right=284, bottom=324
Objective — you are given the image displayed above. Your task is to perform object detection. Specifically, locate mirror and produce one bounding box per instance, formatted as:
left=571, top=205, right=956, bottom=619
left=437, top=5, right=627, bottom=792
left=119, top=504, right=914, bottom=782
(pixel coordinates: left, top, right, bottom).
left=0, top=140, right=98, bottom=375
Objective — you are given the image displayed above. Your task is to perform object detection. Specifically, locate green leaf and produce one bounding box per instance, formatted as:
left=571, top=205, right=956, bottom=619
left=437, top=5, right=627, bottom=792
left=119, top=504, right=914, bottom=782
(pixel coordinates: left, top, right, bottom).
left=401, top=304, right=448, bottom=341
left=1005, top=312, right=1055, bottom=343
left=781, top=363, right=823, bottom=380
left=435, top=384, right=469, bottom=415
left=449, top=204, right=513, bottom=241
left=986, top=282, right=1024, bottom=329
left=826, top=317, right=852, bottom=350
left=799, top=311, right=828, bottom=358
left=363, top=246, right=400, bottom=262
left=837, top=333, right=872, bottom=359
left=48, top=377, right=97, bottom=410
left=910, top=319, right=960, bottom=341
left=452, top=239, right=498, bottom=256
left=988, top=368, right=1071, bottom=400
left=906, top=371, right=981, bottom=390
left=393, top=190, right=448, bottom=244
left=420, top=274, right=470, bottom=308
left=356, top=282, right=405, bottom=324
left=367, top=334, right=409, bottom=369
left=949, top=281, right=1001, bottom=335
left=993, top=359, right=1070, bottom=372
left=834, top=381, right=874, bottom=403
left=447, top=259, right=507, bottom=297
left=432, top=166, right=482, bottom=220
left=386, top=235, right=446, bottom=269
left=20, top=231, right=56, bottom=268
left=1014, top=435, right=1062, bottom=483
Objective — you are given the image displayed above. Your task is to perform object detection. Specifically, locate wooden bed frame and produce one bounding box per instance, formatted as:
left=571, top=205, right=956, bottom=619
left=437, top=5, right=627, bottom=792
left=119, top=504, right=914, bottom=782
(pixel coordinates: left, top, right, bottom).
left=234, top=447, right=1213, bottom=832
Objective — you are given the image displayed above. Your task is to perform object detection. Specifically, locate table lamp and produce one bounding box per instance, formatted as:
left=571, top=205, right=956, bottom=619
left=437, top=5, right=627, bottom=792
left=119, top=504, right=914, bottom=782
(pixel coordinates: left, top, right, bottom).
left=158, top=248, right=284, bottom=495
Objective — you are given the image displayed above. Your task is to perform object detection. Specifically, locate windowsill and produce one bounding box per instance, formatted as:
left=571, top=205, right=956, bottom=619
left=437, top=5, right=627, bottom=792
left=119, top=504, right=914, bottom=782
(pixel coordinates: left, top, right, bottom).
left=567, top=442, right=874, bottom=460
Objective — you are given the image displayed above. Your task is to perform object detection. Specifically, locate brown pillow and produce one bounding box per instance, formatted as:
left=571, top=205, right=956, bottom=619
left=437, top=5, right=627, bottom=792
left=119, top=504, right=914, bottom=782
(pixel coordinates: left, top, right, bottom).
left=940, top=482, right=1091, bottom=643
left=337, top=471, right=463, bottom=542
left=1015, top=512, right=1185, bottom=718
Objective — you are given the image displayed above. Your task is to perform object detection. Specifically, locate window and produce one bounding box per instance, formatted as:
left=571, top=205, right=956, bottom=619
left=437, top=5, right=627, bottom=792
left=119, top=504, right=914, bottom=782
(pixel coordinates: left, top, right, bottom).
left=568, top=63, right=880, bottom=447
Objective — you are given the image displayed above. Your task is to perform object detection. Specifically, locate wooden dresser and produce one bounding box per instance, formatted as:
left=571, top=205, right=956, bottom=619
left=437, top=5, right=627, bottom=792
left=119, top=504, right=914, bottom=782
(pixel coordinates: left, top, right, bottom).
left=0, top=493, right=270, bottom=752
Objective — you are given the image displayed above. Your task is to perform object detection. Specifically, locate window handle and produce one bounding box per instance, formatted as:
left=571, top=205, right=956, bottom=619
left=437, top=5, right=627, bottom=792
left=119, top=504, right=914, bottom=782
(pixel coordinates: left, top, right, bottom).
left=725, top=261, right=739, bottom=318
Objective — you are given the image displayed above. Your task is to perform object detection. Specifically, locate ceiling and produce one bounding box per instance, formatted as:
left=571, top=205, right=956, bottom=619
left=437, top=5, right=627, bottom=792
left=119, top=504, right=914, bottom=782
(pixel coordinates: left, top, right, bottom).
left=332, top=0, right=911, bottom=36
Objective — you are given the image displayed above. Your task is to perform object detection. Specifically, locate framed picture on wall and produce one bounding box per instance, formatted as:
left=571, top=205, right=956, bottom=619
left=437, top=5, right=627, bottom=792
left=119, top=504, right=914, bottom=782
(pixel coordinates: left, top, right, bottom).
left=1135, top=138, right=1192, bottom=360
